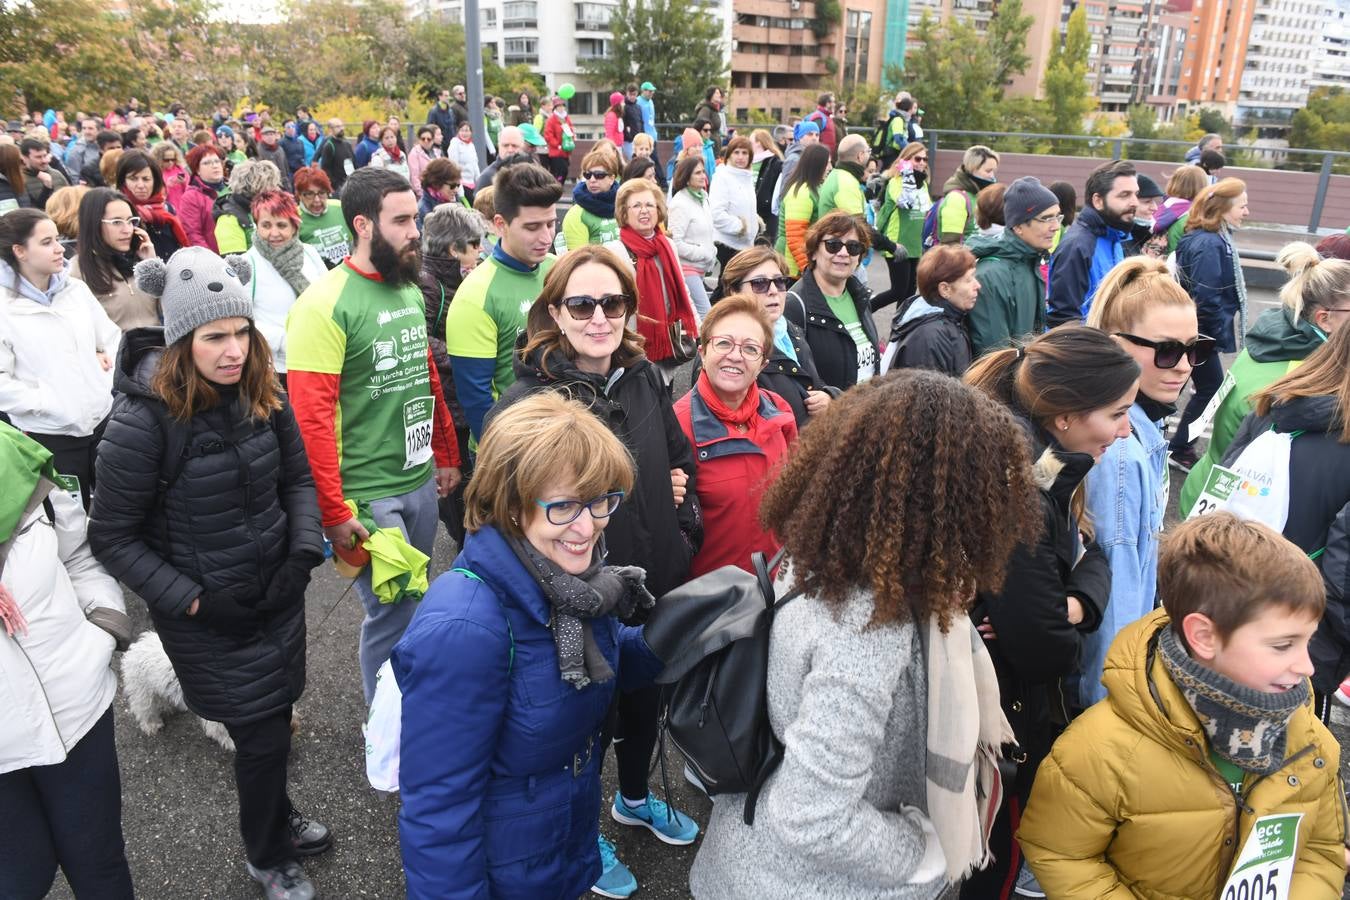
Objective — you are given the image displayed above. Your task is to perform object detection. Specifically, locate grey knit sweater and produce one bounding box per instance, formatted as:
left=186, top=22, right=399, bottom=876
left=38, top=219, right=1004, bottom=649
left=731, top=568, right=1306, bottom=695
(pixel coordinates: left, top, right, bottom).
left=688, top=588, right=946, bottom=899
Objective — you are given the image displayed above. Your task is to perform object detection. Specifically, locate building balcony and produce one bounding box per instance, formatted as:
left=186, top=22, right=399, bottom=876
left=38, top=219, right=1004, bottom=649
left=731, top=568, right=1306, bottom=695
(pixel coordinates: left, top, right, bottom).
left=504, top=53, right=538, bottom=65
left=576, top=17, right=610, bottom=32
left=503, top=17, right=536, bottom=29
left=731, top=49, right=828, bottom=76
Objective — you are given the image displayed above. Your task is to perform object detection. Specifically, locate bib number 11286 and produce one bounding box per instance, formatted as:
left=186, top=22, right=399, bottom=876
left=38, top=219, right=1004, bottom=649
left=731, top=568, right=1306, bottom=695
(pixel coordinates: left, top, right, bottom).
left=1219, top=813, right=1301, bottom=900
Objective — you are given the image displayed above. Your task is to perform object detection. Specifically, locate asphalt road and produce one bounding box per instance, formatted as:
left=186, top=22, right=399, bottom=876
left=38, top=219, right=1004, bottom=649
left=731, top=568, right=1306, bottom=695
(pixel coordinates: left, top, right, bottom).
left=45, top=260, right=1324, bottom=900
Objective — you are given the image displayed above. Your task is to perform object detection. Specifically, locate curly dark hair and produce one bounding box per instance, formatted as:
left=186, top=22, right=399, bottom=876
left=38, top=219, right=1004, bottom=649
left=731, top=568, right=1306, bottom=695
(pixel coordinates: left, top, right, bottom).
left=760, top=369, right=1042, bottom=630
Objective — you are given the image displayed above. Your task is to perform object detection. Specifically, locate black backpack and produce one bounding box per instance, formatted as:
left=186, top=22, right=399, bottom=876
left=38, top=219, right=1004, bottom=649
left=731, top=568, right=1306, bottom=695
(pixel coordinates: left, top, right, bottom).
left=642, top=548, right=800, bottom=825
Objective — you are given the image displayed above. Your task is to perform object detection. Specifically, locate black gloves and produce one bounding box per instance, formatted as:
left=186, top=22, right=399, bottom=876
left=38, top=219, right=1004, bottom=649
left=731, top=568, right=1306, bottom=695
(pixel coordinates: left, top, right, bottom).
left=194, top=593, right=262, bottom=636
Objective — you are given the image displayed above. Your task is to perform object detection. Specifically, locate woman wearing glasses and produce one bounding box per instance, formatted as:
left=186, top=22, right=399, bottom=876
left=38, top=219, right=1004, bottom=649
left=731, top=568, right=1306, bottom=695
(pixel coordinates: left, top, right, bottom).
left=1079, top=257, right=1202, bottom=712
left=676, top=293, right=797, bottom=578
left=560, top=149, right=621, bottom=253
left=71, top=187, right=160, bottom=330
left=719, top=246, right=836, bottom=427
left=395, top=392, right=663, bottom=899
left=150, top=141, right=188, bottom=209
left=784, top=211, right=880, bottom=391
left=490, top=245, right=702, bottom=897
left=966, top=176, right=1061, bottom=356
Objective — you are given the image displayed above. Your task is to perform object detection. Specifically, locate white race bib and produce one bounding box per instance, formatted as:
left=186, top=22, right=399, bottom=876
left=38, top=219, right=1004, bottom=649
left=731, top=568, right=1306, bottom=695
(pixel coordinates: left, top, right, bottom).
left=402, top=396, right=434, bottom=470
left=1219, top=812, right=1301, bottom=900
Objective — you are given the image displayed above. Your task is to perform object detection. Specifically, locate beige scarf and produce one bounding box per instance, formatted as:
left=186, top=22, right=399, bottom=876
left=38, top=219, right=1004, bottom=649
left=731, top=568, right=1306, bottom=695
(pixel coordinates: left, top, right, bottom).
left=923, top=615, right=1014, bottom=884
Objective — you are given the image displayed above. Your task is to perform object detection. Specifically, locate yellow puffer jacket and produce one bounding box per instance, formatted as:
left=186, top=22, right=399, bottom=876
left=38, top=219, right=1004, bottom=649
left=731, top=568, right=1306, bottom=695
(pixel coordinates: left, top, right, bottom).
left=1018, top=609, right=1347, bottom=899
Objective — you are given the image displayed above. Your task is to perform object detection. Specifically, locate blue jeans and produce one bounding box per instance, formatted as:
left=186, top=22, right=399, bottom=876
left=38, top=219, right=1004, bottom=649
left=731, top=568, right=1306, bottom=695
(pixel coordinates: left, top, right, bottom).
left=684, top=274, right=711, bottom=320
left=358, top=477, right=440, bottom=702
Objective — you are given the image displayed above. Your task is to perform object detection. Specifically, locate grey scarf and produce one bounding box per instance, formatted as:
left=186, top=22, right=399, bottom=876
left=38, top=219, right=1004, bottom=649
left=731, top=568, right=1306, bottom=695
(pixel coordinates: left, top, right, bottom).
left=253, top=236, right=311, bottom=298
left=506, top=535, right=654, bottom=689
left=1158, top=626, right=1306, bottom=774
left=1221, top=225, right=1249, bottom=349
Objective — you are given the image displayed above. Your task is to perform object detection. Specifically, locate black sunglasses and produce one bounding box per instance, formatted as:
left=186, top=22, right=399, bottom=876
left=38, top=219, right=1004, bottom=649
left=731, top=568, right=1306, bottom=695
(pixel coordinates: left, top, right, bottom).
left=738, top=276, right=791, bottom=294
left=1114, top=333, right=1216, bottom=369
left=823, top=238, right=866, bottom=257
left=583, top=170, right=612, bottom=181
left=559, top=293, right=631, bottom=320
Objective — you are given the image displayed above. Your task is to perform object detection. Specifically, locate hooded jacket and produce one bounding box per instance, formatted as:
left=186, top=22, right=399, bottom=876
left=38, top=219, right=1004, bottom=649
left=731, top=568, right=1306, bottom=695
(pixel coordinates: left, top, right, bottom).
left=1224, top=396, right=1350, bottom=695
left=936, top=167, right=986, bottom=243
left=491, top=347, right=702, bottom=599
left=1019, top=610, right=1347, bottom=899
left=87, top=328, right=322, bottom=725
left=1046, top=205, right=1130, bottom=328
left=884, top=295, right=973, bottom=377
left=709, top=163, right=758, bottom=252
left=318, top=134, right=355, bottom=194
left=1179, top=307, right=1326, bottom=517
left=212, top=190, right=254, bottom=254
left=785, top=270, right=880, bottom=390
left=178, top=175, right=221, bottom=252
left=965, top=229, right=1046, bottom=355
left=0, top=172, right=33, bottom=214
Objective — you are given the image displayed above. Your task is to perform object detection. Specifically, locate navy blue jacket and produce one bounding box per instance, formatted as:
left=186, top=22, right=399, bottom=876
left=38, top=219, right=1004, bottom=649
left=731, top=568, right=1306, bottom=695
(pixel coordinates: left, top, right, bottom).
left=1046, top=206, right=1130, bottom=328
left=1176, top=227, right=1243, bottom=353
left=280, top=135, right=306, bottom=175
left=394, top=525, right=662, bottom=899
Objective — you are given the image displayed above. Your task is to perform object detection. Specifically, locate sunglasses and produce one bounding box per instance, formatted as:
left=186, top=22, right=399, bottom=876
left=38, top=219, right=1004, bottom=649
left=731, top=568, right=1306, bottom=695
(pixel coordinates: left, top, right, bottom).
left=1114, top=333, right=1216, bottom=369
left=559, top=293, right=631, bottom=320
left=738, top=276, right=790, bottom=294
left=583, top=170, right=612, bottom=181
left=822, top=238, right=866, bottom=257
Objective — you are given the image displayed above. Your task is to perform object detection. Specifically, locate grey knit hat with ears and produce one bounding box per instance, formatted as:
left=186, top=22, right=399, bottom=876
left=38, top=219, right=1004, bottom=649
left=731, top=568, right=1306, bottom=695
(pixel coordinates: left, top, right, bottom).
left=134, top=246, right=253, bottom=345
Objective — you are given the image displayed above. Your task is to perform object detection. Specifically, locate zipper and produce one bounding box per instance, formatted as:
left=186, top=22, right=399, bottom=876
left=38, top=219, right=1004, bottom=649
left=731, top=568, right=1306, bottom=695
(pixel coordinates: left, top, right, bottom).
left=16, top=635, right=67, bottom=753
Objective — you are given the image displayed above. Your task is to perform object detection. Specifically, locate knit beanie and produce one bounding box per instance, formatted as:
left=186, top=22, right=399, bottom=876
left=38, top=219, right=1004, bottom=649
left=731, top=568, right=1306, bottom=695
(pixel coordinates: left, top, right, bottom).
left=794, top=120, right=821, bottom=142
left=134, top=246, right=254, bottom=345
left=1003, top=176, right=1060, bottom=229
left=1136, top=174, right=1164, bottom=199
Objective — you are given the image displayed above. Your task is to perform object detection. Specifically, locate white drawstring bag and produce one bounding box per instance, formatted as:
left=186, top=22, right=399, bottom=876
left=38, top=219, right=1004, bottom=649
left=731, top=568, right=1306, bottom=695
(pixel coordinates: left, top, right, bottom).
left=1186, top=427, right=1297, bottom=532
left=364, top=659, right=402, bottom=792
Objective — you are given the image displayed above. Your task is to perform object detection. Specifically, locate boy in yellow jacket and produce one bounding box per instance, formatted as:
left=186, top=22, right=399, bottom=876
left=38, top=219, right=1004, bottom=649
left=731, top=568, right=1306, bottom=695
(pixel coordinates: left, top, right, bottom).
left=1018, top=513, right=1347, bottom=899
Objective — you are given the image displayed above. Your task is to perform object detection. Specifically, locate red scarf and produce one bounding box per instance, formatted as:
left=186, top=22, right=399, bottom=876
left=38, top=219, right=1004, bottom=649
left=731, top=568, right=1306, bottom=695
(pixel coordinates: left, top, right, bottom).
left=385, top=142, right=403, bottom=163
left=122, top=186, right=189, bottom=250
left=695, top=370, right=761, bottom=429
left=620, top=225, right=697, bottom=361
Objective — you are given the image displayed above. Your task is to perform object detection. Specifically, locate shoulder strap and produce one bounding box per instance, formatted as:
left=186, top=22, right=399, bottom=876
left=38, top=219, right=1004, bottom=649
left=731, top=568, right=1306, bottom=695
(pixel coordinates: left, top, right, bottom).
left=151, top=405, right=192, bottom=514
left=453, top=565, right=514, bottom=674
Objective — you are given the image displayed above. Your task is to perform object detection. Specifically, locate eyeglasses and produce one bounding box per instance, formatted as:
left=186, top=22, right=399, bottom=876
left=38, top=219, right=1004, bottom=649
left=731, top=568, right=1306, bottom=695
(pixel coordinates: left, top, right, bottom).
left=706, top=335, right=764, bottom=360
left=535, top=491, right=625, bottom=525
left=822, top=238, right=866, bottom=257
left=583, top=170, right=612, bottom=181
left=102, top=216, right=141, bottom=228
left=1032, top=212, right=1065, bottom=226
left=299, top=190, right=326, bottom=199
left=1114, top=333, right=1216, bottom=369
left=627, top=201, right=658, bottom=212
left=559, top=293, right=631, bottom=319
left=738, top=276, right=790, bottom=294
left=700, top=126, right=712, bottom=133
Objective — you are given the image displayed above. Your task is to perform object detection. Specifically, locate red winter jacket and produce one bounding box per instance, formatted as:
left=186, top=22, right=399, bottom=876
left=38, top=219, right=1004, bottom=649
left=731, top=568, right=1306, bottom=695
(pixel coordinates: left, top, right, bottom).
left=177, top=177, right=219, bottom=253
left=543, top=114, right=573, bottom=159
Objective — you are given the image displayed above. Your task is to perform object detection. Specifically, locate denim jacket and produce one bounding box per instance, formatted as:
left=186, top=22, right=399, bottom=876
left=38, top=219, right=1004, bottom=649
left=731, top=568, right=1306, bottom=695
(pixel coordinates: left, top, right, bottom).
left=1078, top=402, right=1169, bottom=708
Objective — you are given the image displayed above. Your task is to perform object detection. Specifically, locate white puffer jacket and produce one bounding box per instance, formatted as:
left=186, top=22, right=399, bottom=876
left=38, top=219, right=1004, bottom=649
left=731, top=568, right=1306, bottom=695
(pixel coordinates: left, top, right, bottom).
left=0, top=485, right=128, bottom=774
left=668, top=188, right=718, bottom=276
left=244, top=241, right=327, bottom=373
left=0, top=261, right=120, bottom=436
left=709, top=164, right=758, bottom=252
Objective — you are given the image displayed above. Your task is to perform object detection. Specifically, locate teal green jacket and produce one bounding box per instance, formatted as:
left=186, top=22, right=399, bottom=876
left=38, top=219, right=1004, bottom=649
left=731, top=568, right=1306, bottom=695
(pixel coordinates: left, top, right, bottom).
left=965, top=230, right=1045, bottom=355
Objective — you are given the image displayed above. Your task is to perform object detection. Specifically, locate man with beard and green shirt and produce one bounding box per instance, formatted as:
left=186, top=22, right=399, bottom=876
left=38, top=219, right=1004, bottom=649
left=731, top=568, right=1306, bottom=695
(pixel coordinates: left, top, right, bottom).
left=285, top=168, right=463, bottom=703
left=445, top=163, right=562, bottom=445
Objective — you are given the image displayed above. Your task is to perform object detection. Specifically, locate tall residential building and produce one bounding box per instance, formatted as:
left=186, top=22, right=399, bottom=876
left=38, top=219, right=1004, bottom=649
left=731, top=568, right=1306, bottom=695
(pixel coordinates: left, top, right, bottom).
left=1173, top=0, right=1254, bottom=113
left=1312, top=0, right=1350, bottom=90
left=1235, top=0, right=1327, bottom=132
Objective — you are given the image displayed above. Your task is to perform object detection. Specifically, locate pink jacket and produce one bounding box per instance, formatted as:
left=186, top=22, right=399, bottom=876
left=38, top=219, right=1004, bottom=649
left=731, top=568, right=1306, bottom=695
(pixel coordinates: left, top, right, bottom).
left=177, top=178, right=219, bottom=253
left=604, top=110, right=623, bottom=146
left=408, top=144, right=438, bottom=197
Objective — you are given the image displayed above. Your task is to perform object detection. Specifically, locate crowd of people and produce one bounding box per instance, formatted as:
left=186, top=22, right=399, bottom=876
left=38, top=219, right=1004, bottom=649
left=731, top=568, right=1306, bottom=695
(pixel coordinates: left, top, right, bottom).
left=4, top=81, right=1350, bottom=900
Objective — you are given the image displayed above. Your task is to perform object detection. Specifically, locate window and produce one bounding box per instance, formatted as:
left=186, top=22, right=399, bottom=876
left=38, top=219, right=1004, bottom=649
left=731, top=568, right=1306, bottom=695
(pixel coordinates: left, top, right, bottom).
left=567, top=92, right=594, bottom=115
left=481, top=7, right=496, bottom=28
left=577, top=2, right=611, bottom=30
left=843, top=9, right=873, bottom=87
left=577, top=37, right=610, bottom=60
left=504, top=36, right=538, bottom=64
left=503, top=1, right=537, bottom=28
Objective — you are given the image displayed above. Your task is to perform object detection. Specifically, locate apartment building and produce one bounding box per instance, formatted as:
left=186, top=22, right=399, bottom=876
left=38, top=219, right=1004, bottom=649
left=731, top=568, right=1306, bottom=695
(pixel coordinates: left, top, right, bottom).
left=1235, top=0, right=1328, bottom=131
left=1312, top=0, right=1350, bottom=90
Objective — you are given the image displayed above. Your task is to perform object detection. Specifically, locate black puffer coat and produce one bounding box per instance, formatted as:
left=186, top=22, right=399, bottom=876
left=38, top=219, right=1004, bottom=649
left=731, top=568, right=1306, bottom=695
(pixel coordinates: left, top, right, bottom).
left=1225, top=396, right=1350, bottom=694
left=89, top=328, right=323, bottom=725
left=489, top=345, right=702, bottom=599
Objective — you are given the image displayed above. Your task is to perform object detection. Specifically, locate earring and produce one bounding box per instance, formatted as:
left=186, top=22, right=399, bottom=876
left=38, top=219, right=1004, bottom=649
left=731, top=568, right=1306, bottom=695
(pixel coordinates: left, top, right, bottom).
left=1061, top=424, right=1069, bottom=430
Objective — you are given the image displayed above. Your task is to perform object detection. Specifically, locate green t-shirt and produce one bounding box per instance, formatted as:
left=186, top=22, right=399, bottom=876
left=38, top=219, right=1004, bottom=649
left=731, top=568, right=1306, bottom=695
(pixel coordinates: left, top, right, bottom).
left=285, top=263, right=436, bottom=503
left=299, top=200, right=353, bottom=268
left=825, top=290, right=875, bottom=385
left=1210, top=750, right=1246, bottom=796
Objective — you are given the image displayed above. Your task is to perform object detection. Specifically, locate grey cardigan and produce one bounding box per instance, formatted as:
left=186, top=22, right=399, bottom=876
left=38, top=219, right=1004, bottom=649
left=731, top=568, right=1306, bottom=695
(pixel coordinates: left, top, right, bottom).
left=688, top=588, right=946, bottom=899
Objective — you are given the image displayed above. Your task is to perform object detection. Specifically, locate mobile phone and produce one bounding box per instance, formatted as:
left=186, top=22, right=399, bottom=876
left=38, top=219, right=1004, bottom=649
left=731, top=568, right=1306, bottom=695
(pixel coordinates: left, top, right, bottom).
left=131, top=231, right=143, bottom=253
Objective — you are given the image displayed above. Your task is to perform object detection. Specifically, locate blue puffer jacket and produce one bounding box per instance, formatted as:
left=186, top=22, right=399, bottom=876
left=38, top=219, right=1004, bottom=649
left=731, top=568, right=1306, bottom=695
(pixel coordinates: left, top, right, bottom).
left=394, top=524, right=663, bottom=900
left=1176, top=227, right=1244, bottom=353
left=1045, top=206, right=1129, bottom=328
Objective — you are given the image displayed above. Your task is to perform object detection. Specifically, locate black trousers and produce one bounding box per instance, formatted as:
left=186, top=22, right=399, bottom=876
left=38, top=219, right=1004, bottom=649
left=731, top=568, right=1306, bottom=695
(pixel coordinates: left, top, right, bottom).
left=869, top=256, right=917, bottom=319
left=1171, top=345, right=1225, bottom=449
left=223, top=708, right=295, bottom=870
left=599, top=684, right=663, bottom=802
left=545, top=154, right=569, bottom=185
left=0, top=707, right=134, bottom=900
left=26, top=417, right=107, bottom=511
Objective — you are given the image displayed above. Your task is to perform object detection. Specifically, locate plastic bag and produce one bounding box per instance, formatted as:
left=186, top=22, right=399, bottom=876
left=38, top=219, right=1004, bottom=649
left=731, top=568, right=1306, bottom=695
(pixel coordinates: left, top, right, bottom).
left=364, top=659, right=402, bottom=792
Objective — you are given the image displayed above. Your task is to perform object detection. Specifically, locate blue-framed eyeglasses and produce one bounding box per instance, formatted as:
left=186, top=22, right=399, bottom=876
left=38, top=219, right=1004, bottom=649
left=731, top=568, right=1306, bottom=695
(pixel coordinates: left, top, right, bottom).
left=534, top=491, right=625, bottom=525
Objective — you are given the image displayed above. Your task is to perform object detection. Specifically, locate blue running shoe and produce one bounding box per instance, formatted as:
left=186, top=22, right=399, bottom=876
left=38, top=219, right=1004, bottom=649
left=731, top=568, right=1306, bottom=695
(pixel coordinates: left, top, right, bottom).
left=611, top=792, right=700, bottom=846
left=591, top=835, right=637, bottom=898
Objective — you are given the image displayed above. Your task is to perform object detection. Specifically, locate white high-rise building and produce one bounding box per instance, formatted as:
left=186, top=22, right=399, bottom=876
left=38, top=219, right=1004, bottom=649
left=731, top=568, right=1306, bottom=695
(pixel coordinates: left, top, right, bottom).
left=406, top=0, right=732, bottom=127
left=1312, top=0, right=1350, bottom=90
left=1236, top=0, right=1330, bottom=133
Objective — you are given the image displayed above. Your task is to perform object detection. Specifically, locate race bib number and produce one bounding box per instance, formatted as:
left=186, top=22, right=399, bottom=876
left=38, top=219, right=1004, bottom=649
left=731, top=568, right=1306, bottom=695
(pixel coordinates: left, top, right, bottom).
left=1185, top=369, right=1236, bottom=445
left=1187, top=463, right=1242, bottom=520
left=402, top=396, right=434, bottom=470
left=55, top=473, right=82, bottom=507
left=1219, top=813, right=1300, bottom=900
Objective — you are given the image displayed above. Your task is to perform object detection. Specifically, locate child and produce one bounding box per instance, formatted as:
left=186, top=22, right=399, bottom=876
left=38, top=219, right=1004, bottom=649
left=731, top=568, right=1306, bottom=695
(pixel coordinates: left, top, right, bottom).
left=1018, top=513, right=1347, bottom=898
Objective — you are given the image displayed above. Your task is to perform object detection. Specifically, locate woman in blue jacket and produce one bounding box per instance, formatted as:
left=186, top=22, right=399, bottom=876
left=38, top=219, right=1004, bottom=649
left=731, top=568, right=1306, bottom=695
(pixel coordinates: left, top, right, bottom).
left=1169, top=177, right=1248, bottom=469
left=1080, top=257, right=1206, bottom=708
left=394, top=391, right=664, bottom=900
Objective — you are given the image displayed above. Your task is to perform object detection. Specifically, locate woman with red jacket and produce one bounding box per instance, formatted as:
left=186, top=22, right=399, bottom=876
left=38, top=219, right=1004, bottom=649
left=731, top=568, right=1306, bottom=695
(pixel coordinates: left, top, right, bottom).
left=675, top=293, right=797, bottom=577
left=542, top=98, right=575, bottom=185
left=177, top=144, right=226, bottom=252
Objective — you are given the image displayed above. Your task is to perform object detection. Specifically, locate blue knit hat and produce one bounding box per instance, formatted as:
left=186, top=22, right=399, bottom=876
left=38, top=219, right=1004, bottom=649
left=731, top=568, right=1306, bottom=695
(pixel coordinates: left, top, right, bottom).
left=793, top=120, right=820, bottom=142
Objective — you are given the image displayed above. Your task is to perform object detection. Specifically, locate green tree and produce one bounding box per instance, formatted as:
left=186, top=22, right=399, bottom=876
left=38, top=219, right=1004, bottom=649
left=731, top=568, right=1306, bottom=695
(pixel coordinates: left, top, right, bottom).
left=1194, top=107, right=1231, bottom=140
left=984, top=0, right=1034, bottom=87
left=900, top=12, right=1004, bottom=132
left=1042, top=4, right=1093, bottom=146
left=1126, top=103, right=1160, bottom=159
left=580, top=0, right=727, bottom=125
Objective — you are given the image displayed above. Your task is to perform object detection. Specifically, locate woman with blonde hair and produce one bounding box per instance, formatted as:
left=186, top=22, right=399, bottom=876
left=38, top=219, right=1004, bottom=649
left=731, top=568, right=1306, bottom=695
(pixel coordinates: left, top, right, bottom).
left=150, top=140, right=188, bottom=208
left=1153, top=164, right=1210, bottom=254
left=1080, top=257, right=1205, bottom=708
left=876, top=141, right=932, bottom=302
left=560, top=147, right=621, bottom=252
left=45, top=184, right=88, bottom=257
left=1169, top=177, right=1249, bottom=469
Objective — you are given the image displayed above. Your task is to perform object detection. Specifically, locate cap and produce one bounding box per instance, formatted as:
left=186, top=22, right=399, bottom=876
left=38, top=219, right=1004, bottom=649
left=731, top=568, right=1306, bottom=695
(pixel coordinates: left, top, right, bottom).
left=640, top=81, right=656, bottom=92
left=1136, top=174, right=1164, bottom=199
left=215, top=125, right=234, bottom=139
left=517, top=123, right=547, bottom=147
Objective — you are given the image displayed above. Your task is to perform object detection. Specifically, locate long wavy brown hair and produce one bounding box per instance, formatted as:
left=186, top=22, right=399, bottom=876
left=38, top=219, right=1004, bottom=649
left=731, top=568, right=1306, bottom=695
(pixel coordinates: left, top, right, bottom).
left=522, top=245, right=646, bottom=377
left=760, top=369, right=1042, bottom=630
left=151, top=322, right=282, bottom=422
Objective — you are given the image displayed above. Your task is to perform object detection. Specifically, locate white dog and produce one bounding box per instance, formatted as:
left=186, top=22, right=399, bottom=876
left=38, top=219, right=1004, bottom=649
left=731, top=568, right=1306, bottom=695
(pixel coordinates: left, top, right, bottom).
left=120, top=631, right=236, bottom=751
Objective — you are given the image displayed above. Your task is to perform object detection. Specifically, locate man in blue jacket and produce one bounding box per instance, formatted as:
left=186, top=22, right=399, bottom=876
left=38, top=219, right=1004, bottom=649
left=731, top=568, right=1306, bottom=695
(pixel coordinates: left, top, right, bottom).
left=1046, top=160, right=1138, bottom=328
